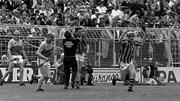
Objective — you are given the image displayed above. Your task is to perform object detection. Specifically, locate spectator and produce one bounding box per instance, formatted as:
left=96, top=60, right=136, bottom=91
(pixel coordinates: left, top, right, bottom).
left=64, top=1, right=72, bottom=14
left=172, top=14, right=180, bottom=28
left=140, top=10, right=155, bottom=27
left=80, top=58, right=94, bottom=86
left=53, top=53, right=65, bottom=85
left=39, top=5, right=54, bottom=17
left=80, top=13, right=92, bottom=27
left=96, top=1, right=107, bottom=15
left=0, top=0, right=178, bottom=28
left=0, top=1, right=5, bottom=7
left=98, top=14, right=110, bottom=27
left=85, top=60, right=94, bottom=86
left=4, top=0, right=15, bottom=11
left=1, top=54, right=9, bottom=66
left=77, top=9, right=85, bottom=23
left=13, top=0, right=22, bottom=10
left=111, top=5, right=124, bottom=27
left=161, top=10, right=174, bottom=27
left=64, top=8, right=71, bottom=25
left=129, top=10, right=141, bottom=27
left=0, top=5, right=9, bottom=16
left=35, top=17, right=46, bottom=25
left=172, top=0, right=180, bottom=15
left=90, top=9, right=98, bottom=27
left=150, top=0, right=161, bottom=16
left=80, top=64, right=87, bottom=85
left=111, top=5, right=124, bottom=20
left=20, top=4, right=30, bottom=14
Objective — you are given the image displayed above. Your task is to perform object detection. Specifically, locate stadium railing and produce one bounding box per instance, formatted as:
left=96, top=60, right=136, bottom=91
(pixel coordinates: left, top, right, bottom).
left=0, top=24, right=180, bottom=68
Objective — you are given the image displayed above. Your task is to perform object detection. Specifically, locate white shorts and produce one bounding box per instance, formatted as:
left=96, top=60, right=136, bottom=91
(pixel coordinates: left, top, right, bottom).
left=119, top=61, right=136, bottom=74
left=76, top=54, right=85, bottom=62
left=37, top=58, right=50, bottom=67
left=37, top=58, right=51, bottom=77
left=119, top=61, right=134, bottom=70
left=11, top=55, right=23, bottom=64
left=119, top=61, right=136, bottom=80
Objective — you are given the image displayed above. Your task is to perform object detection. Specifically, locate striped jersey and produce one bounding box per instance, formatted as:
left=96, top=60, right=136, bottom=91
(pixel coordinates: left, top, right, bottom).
left=119, top=40, right=138, bottom=63
left=76, top=36, right=88, bottom=55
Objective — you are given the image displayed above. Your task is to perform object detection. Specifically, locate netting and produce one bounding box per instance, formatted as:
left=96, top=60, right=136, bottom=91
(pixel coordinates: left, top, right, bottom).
left=0, top=24, right=180, bottom=67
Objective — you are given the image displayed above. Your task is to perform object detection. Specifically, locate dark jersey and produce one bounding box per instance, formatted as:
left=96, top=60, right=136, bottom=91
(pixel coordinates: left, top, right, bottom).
left=143, top=63, right=158, bottom=78
left=76, top=36, right=88, bottom=55
left=148, top=64, right=158, bottom=78
left=63, top=38, right=80, bottom=57
left=119, top=40, right=136, bottom=63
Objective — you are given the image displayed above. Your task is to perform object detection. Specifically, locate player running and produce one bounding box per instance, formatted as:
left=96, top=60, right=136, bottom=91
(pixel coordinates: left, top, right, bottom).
left=113, top=31, right=142, bottom=92
left=36, top=33, right=54, bottom=91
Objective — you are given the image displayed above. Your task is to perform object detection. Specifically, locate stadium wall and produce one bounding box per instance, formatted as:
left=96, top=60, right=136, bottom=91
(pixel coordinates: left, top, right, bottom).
left=0, top=66, right=178, bottom=83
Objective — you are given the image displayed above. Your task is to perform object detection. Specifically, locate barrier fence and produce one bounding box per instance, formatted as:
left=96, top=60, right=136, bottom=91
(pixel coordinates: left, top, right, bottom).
left=1, top=24, right=180, bottom=68
left=1, top=24, right=180, bottom=83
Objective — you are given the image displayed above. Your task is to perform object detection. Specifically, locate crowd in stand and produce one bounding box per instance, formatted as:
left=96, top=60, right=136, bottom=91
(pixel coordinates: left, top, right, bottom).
left=0, top=0, right=180, bottom=28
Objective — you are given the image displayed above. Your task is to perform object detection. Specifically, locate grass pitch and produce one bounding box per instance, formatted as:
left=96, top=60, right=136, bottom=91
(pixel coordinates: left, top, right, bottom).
left=0, top=83, right=180, bottom=101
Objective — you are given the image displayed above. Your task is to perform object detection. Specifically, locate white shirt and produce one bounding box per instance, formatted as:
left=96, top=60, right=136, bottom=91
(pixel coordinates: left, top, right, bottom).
left=91, top=14, right=97, bottom=20
left=111, top=9, right=124, bottom=19
left=40, top=8, right=54, bottom=17
left=96, top=6, right=107, bottom=14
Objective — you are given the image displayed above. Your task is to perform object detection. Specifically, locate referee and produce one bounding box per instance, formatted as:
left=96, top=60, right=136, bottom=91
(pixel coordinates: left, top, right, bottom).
left=63, top=31, right=80, bottom=89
